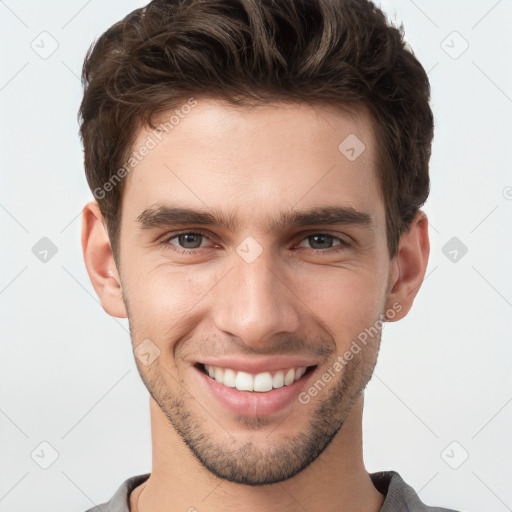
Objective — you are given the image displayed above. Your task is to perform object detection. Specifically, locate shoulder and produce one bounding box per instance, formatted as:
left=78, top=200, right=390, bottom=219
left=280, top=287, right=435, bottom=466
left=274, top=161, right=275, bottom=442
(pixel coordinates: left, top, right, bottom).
left=82, top=473, right=151, bottom=512
left=83, top=504, right=108, bottom=512
left=370, top=470, right=462, bottom=512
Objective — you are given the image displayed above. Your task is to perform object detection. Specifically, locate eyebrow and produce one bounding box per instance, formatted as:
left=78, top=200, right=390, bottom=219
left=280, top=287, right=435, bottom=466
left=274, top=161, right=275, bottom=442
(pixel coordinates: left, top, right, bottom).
left=135, top=204, right=374, bottom=232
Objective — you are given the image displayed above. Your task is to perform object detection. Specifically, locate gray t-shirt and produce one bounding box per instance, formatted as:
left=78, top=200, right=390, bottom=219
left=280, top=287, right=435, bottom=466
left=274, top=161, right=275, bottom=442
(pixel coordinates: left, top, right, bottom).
left=84, top=471, right=461, bottom=511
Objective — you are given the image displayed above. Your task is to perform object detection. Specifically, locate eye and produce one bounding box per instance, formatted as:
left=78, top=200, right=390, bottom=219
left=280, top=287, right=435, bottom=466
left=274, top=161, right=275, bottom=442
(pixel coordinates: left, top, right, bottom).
left=160, top=231, right=212, bottom=253
left=171, top=233, right=206, bottom=249
left=296, top=233, right=351, bottom=252
left=159, top=231, right=351, bottom=256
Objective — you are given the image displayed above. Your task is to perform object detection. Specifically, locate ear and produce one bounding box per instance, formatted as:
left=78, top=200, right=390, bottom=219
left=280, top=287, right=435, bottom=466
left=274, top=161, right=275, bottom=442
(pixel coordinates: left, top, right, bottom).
left=384, top=210, right=430, bottom=322
left=81, top=200, right=127, bottom=318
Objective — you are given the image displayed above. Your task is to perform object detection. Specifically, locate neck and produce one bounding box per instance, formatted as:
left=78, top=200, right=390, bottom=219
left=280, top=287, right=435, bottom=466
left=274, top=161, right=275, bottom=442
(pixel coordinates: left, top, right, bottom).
left=132, top=394, right=384, bottom=512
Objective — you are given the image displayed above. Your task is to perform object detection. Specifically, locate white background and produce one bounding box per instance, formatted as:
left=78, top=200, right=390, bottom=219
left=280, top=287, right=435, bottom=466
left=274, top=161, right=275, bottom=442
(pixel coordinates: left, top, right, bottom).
left=1, top=1, right=511, bottom=511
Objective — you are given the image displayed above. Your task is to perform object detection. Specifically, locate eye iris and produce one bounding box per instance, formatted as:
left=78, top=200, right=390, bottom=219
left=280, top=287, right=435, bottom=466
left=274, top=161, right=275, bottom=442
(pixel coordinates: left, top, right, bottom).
left=178, top=234, right=202, bottom=249
left=309, top=234, right=334, bottom=249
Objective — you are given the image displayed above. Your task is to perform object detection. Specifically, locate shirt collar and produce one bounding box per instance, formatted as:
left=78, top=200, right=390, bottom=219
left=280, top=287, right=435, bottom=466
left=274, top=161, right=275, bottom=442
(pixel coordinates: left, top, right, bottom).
left=100, top=470, right=432, bottom=511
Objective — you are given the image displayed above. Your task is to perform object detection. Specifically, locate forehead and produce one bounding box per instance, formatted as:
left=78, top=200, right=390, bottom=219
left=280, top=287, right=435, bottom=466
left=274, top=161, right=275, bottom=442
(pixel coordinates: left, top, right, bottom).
left=122, top=98, right=384, bottom=231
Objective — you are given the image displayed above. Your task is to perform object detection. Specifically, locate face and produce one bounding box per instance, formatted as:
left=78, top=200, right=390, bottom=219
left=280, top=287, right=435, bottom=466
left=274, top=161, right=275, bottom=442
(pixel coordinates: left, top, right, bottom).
left=117, top=99, right=394, bottom=485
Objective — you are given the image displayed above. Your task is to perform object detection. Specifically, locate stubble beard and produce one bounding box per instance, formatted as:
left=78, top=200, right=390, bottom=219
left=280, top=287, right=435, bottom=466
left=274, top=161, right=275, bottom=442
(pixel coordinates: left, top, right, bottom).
left=133, top=339, right=379, bottom=485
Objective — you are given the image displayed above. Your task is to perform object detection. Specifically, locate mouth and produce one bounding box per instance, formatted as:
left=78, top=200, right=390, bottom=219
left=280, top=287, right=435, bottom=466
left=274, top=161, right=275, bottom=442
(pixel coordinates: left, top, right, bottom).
left=193, top=362, right=318, bottom=417
left=195, top=362, right=317, bottom=392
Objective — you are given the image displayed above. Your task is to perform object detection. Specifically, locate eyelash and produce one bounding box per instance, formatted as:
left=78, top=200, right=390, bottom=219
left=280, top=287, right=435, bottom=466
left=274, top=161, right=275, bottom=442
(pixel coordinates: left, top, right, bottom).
left=158, top=230, right=352, bottom=255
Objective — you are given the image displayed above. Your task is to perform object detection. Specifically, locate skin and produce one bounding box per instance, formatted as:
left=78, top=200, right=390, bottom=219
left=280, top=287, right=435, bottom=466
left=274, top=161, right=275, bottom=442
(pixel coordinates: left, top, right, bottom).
left=82, top=98, right=429, bottom=512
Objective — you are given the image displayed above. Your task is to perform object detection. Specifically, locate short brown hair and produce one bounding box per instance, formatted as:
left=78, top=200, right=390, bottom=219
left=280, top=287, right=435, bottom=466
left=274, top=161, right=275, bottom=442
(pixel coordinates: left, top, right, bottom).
left=79, top=0, right=433, bottom=265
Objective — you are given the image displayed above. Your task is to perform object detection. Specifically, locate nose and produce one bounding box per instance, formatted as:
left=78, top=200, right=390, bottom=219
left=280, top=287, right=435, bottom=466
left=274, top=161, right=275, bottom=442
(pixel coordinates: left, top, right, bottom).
left=212, top=248, right=301, bottom=350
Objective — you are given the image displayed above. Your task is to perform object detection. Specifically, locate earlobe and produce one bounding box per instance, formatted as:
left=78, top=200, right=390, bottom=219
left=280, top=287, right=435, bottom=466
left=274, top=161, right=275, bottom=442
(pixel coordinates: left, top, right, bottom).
left=384, top=210, right=430, bottom=322
left=81, top=200, right=127, bottom=318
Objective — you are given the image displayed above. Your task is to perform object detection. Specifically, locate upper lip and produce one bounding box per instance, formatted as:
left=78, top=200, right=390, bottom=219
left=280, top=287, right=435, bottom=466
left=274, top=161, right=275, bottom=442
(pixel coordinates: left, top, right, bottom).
left=197, top=356, right=318, bottom=374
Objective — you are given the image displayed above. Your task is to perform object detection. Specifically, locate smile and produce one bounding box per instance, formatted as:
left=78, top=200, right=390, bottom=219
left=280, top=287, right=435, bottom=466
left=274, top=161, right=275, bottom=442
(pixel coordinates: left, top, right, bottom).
left=200, top=364, right=313, bottom=392
left=194, top=358, right=319, bottom=416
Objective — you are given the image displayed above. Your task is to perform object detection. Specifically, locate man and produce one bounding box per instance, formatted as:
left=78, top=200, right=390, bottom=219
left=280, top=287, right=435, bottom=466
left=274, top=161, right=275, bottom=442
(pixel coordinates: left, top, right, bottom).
left=79, top=0, right=459, bottom=510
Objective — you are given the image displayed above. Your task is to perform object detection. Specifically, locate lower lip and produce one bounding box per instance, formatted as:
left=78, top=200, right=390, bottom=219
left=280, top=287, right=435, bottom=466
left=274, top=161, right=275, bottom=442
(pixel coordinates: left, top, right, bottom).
left=194, top=365, right=317, bottom=417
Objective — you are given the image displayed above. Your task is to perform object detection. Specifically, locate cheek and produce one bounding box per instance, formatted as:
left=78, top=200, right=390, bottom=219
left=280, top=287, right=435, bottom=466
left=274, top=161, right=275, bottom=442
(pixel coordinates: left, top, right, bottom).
left=124, top=264, right=219, bottom=337
left=296, top=266, right=387, bottom=347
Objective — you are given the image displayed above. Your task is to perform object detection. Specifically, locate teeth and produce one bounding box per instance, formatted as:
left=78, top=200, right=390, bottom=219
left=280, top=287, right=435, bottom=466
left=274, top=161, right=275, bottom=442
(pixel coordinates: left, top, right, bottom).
left=272, top=371, right=284, bottom=389
left=223, top=368, right=236, bottom=388
left=253, top=372, right=273, bottom=392
left=295, top=367, right=306, bottom=380
left=235, top=371, right=253, bottom=391
left=203, top=365, right=309, bottom=392
left=284, top=368, right=295, bottom=386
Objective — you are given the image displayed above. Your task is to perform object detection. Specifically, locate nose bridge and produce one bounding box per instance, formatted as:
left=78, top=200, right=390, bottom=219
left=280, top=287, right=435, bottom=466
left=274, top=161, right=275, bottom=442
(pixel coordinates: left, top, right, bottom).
left=213, top=246, right=299, bottom=347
